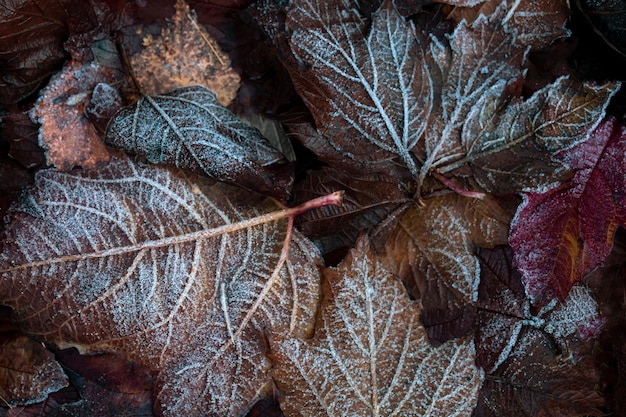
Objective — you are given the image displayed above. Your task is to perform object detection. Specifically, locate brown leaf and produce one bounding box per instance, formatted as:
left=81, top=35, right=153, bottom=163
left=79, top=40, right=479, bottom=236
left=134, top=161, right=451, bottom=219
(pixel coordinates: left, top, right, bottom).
left=105, top=85, right=294, bottom=200
left=277, top=0, right=618, bottom=194
left=0, top=320, right=68, bottom=406
left=129, top=0, right=241, bottom=106
left=270, top=237, right=483, bottom=417
left=0, top=152, right=341, bottom=416
left=0, top=0, right=94, bottom=108
left=381, top=194, right=511, bottom=342
left=30, top=36, right=125, bottom=171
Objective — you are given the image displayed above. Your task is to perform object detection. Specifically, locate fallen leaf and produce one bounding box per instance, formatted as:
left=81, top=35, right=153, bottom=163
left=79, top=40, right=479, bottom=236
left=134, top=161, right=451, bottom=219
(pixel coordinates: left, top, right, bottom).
left=129, top=0, right=241, bottom=106
left=270, top=237, right=483, bottom=417
left=0, top=318, right=67, bottom=407
left=510, top=117, right=626, bottom=304
left=277, top=0, right=618, bottom=193
left=0, top=152, right=341, bottom=416
left=381, top=193, right=511, bottom=342
left=0, top=112, right=45, bottom=169
left=105, top=85, right=294, bottom=200
left=30, top=36, right=125, bottom=171
left=475, top=246, right=604, bottom=373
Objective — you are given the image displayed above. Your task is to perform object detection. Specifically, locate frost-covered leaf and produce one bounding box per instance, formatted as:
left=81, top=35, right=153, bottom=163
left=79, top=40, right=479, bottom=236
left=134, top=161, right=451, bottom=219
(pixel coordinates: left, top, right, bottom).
left=475, top=246, right=604, bottom=373
left=381, top=194, right=511, bottom=342
left=0, top=320, right=68, bottom=406
left=473, top=246, right=605, bottom=416
left=474, top=327, right=604, bottom=417
left=0, top=0, right=95, bottom=107
left=510, top=117, right=626, bottom=304
left=270, top=237, right=483, bottom=417
left=279, top=0, right=618, bottom=194
left=285, top=0, right=433, bottom=177
left=0, top=152, right=341, bottom=417
left=129, top=0, right=240, bottom=106
left=105, top=85, right=293, bottom=200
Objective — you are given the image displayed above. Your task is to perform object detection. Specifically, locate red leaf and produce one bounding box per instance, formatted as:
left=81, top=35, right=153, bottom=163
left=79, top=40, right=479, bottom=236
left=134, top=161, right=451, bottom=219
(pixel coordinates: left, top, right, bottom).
left=510, top=117, right=626, bottom=304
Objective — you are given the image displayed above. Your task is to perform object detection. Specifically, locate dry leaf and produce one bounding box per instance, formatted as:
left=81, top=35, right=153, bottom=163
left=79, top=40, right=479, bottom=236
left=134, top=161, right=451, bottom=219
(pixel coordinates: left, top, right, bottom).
left=105, top=85, right=294, bottom=200
left=270, top=237, right=483, bottom=417
left=129, top=0, right=240, bottom=106
left=279, top=0, right=618, bottom=193
left=0, top=152, right=341, bottom=416
left=29, top=36, right=125, bottom=171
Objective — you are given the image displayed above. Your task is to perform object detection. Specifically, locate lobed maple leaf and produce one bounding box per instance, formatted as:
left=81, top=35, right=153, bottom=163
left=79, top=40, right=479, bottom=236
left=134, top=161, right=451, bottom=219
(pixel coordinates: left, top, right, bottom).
left=510, top=117, right=626, bottom=304
left=473, top=246, right=605, bottom=417
left=0, top=152, right=341, bottom=416
left=270, top=237, right=483, bottom=417
left=105, top=85, right=294, bottom=200
left=276, top=0, right=618, bottom=194
left=380, top=193, right=512, bottom=342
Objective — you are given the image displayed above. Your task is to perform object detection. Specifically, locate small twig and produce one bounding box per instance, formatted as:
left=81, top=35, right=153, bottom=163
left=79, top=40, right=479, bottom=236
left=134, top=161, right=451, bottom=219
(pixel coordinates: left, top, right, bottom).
left=432, top=172, right=486, bottom=199
left=189, top=17, right=225, bottom=67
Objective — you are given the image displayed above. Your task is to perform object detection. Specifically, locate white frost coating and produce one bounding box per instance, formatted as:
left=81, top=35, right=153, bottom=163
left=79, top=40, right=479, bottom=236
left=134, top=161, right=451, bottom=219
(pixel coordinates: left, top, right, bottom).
left=0, top=154, right=322, bottom=417
left=543, top=286, right=602, bottom=339
left=271, top=237, right=482, bottom=417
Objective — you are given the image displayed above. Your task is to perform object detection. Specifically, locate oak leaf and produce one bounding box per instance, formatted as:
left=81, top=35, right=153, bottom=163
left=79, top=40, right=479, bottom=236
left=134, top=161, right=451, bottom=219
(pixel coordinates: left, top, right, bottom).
left=510, top=117, right=626, bottom=304
left=129, top=0, right=240, bottom=106
left=105, top=85, right=293, bottom=200
left=270, top=237, right=483, bottom=417
left=0, top=152, right=340, bottom=416
left=280, top=0, right=618, bottom=193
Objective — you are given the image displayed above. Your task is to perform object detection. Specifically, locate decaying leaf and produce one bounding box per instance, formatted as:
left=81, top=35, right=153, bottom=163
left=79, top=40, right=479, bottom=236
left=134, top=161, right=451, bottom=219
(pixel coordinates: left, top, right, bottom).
left=30, top=37, right=125, bottom=171
left=0, top=320, right=68, bottom=407
left=381, top=193, right=511, bottom=342
left=510, top=117, right=626, bottom=304
left=270, top=237, right=483, bottom=417
left=105, top=85, right=293, bottom=200
left=0, top=0, right=94, bottom=108
left=279, top=0, right=618, bottom=193
left=0, top=152, right=341, bottom=416
left=129, top=0, right=240, bottom=106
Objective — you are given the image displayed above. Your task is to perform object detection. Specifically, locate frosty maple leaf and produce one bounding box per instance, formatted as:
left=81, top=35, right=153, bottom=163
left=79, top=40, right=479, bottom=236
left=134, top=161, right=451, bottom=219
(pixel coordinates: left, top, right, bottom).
left=270, top=237, right=483, bottom=417
left=0, top=152, right=341, bottom=417
left=279, top=0, right=618, bottom=194
left=473, top=246, right=605, bottom=416
left=510, top=117, right=626, bottom=304
left=380, top=193, right=511, bottom=342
